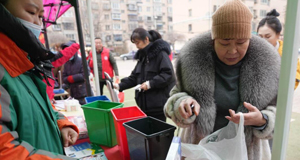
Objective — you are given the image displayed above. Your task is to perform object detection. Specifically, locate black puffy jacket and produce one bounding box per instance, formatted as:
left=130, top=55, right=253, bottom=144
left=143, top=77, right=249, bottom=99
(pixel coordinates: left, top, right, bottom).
left=119, top=39, right=176, bottom=116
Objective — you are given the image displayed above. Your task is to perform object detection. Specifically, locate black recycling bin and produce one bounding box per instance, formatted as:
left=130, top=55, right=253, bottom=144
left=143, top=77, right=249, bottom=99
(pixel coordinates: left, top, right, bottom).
left=123, top=116, right=176, bottom=160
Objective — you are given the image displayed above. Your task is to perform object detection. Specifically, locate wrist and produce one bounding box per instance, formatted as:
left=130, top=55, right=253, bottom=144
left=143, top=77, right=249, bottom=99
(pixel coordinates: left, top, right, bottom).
left=257, top=112, right=267, bottom=126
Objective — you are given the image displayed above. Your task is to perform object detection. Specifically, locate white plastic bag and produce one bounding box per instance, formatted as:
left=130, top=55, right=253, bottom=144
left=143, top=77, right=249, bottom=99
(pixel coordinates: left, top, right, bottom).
left=182, top=112, right=248, bottom=160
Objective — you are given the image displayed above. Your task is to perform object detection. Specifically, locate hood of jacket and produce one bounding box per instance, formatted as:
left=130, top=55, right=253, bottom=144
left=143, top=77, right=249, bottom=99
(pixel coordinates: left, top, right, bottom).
left=0, top=4, right=54, bottom=83
left=134, top=39, right=171, bottom=60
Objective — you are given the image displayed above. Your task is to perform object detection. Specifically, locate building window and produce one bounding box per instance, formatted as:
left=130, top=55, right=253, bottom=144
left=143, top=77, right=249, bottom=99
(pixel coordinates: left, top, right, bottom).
left=138, top=6, right=142, bottom=12
left=92, top=3, right=99, bottom=10
left=188, top=24, right=192, bottom=32
left=104, top=14, right=109, bottom=20
left=103, top=3, right=110, bottom=10
left=85, top=34, right=91, bottom=42
left=213, top=5, right=219, bottom=12
left=62, top=22, right=74, bottom=30
left=156, top=16, right=162, bottom=21
left=84, top=23, right=88, bottom=30
left=146, top=0, right=150, bottom=2
left=106, top=35, right=111, bottom=41
left=128, top=4, right=136, bottom=10
left=168, top=0, right=172, bottom=4
left=168, top=25, right=173, bottom=31
left=248, top=7, right=253, bottom=13
left=113, top=24, right=122, bottom=30
left=128, top=24, right=138, bottom=31
left=156, top=24, right=163, bottom=30
left=112, top=13, right=121, bottom=20
left=138, top=16, right=143, bottom=21
left=113, top=34, right=122, bottom=41
left=154, top=6, right=162, bottom=13
left=154, top=0, right=161, bottom=2
left=93, top=14, right=99, bottom=19
left=62, top=10, right=73, bottom=17
left=128, top=15, right=138, bottom=21
left=168, top=16, right=172, bottom=22
left=66, top=34, right=76, bottom=40
left=252, top=22, right=256, bottom=32
left=189, top=9, right=192, bottom=17
left=168, top=7, right=172, bottom=13
left=260, top=10, right=266, bottom=17
left=52, top=24, right=61, bottom=31
left=105, top=25, right=110, bottom=30
left=253, top=9, right=257, bottom=17
left=261, top=0, right=269, bottom=4
left=147, top=7, right=151, bottom=12
left=147, top=16, right=152, bottom=21
left=111, top=2, right=120, bottom=9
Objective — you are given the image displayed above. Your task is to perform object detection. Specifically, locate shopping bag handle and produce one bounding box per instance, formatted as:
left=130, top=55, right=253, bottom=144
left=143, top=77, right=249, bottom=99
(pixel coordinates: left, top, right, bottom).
left=236, top=112, right=245, bottom=136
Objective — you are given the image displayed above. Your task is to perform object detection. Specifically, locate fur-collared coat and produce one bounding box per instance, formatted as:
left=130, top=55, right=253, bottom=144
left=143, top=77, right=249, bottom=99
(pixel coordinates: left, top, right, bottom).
left=164, top=32, right=280, bottom=160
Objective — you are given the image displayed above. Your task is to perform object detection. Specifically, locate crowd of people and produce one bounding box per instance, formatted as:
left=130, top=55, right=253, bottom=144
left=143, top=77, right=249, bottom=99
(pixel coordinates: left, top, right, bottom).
left=0, top=0, right=298, bottom=159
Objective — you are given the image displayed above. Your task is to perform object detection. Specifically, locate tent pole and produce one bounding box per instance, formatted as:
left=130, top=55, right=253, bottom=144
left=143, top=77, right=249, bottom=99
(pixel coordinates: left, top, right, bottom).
left=87, top=0, right=101, bottom=96
left=70, top=0, right=92, bottom=97
left=272, top=0, right=300, bottom=159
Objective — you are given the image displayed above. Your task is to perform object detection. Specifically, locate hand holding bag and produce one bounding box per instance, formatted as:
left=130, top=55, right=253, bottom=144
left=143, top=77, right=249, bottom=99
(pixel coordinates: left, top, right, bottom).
left=181, top=112, right=248, bottom=160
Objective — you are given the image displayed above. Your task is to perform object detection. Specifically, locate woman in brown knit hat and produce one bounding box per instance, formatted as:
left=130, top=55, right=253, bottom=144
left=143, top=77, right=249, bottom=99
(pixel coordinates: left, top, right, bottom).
left=164, top=0, right=280, bottom=159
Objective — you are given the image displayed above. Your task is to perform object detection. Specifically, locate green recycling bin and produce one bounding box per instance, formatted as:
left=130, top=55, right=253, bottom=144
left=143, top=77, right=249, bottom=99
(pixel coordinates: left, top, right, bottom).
left=81, top=100, right=124, bottom=147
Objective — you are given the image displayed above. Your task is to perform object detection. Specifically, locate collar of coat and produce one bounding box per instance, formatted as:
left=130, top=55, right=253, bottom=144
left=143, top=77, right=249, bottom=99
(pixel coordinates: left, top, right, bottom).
left=0, top=5, right=54, bottom=84
left=0, top=33, right=34, bottom=77
left=175, top=32, right=280, bottom=136
left=134, top=39, right=171, bottom=60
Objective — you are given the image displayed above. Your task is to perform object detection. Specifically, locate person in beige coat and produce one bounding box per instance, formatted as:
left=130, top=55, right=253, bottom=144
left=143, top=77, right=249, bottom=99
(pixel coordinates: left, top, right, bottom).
left=164, top=0, right=280, bottom=159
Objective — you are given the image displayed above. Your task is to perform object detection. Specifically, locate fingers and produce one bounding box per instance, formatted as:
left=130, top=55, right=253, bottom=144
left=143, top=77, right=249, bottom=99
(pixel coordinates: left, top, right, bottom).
left=69, top=131, right=78, bottom=145
left=193, top=103, right=201, bottom=116
left=225, top=109, right=240, bottom=124
left=62, top=131, right=69, bottom=147
left=140, top=83, right=147, bottom=91
left=179, top=98, right=200, bottom=119
left=243, top=102, right=257, bottom=112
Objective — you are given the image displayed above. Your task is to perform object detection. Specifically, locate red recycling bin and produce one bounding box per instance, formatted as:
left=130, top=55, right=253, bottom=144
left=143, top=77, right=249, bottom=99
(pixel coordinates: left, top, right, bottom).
left=111, top=106, right=147, bottom=160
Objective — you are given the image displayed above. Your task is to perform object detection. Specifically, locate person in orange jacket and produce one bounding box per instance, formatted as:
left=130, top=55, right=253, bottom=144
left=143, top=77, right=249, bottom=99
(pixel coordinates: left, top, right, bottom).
left=257, top=9, right=300, bottom=90
left=0, top=0, right=79, bottom=159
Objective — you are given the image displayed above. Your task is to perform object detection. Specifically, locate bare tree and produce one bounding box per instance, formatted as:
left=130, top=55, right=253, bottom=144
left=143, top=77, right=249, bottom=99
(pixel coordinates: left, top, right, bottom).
left=164, top=31, right=186, bottom=50
left=79, top=1, right=104, bottom=44
left=47, top=31, right=69, bottom=47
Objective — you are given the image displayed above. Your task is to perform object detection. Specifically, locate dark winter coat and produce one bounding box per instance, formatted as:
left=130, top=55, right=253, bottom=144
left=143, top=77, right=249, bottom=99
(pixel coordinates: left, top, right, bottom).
left=164, top=32, right=281, bottom=160
left=119, top=39, right=176, bottom=116
left=63, top=53, right=88, bottom=100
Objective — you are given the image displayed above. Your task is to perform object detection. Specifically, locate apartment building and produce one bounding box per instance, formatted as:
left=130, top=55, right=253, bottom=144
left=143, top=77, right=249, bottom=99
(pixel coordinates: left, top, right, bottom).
left=47, top=0, right=173, bottom=53
left=172, top=0, right=287, bottom=41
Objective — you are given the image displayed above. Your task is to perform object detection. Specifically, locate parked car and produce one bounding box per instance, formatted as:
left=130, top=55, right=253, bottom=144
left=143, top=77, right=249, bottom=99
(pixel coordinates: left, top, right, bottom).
left=120, top=51, right=136, bottom=60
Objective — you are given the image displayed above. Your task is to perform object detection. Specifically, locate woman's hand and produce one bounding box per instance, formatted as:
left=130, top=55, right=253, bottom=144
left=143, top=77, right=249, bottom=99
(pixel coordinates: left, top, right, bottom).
left=225, top=102, right=266, bottom=126
left=113, top=83, right=119, bottom=90
left=61, top=127, right=79, bottom=147
left=178, top=98, right=200, bottom=119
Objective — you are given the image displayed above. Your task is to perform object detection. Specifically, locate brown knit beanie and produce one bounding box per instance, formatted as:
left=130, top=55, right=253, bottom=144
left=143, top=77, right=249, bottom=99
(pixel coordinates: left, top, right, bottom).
left=212, top=0, right=253, bottom=39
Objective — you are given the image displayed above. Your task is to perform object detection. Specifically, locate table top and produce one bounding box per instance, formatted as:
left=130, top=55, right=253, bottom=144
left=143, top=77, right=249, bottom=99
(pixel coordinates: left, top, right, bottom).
left=56, top=104, right=122, bottom=159
left=75, top=138, right=122, bottom=160
left=54, top=90, right=69, bottom=97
